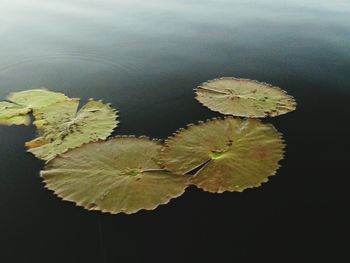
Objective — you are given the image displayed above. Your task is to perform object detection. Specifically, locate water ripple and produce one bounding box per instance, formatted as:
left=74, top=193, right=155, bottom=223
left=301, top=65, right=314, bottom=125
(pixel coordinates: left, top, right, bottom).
left=0, top=52, right=138, bottom=73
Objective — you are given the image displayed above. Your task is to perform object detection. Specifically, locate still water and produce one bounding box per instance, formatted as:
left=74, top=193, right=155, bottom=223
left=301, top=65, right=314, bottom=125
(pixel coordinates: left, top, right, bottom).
left=0, top=0, right=349, bottom=262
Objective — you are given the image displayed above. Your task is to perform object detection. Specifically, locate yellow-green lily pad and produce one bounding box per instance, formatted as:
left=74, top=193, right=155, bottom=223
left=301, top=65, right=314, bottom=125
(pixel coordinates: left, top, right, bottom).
left=41, top=137, right=189, bottom=214
left=26, top=98, right=118, bottom=161
left=195, top=77, right=296, bottom=117
left=0, top=89, right=69, bottom=126
left=161, top=117, right=284, bottom=193
left=7, top=89, right=69, bottom=109
left=0, top=101, right=31, bottom=126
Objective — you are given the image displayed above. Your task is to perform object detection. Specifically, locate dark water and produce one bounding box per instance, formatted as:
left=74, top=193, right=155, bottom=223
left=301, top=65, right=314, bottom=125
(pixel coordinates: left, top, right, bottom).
left=1, top=0, right=349, bottom=262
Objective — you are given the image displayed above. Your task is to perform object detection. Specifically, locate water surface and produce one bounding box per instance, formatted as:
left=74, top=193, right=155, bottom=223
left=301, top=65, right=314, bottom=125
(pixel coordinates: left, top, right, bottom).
left=0, top=0, right=349, bottom=262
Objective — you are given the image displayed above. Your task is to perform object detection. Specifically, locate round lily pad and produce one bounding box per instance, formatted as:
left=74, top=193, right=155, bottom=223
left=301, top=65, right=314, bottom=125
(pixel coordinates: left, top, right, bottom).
left=195, top=77, right=296, bottom=117
left=41, top=137, right=189, bottom=214
left=161, top=117, right=285, bottom=193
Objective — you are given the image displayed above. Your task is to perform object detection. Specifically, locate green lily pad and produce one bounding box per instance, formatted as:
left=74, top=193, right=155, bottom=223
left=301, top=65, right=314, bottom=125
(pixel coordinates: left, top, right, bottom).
left=195, top=77, right=296, bottom=117
left=26, top=98, right=118, bottom=161
left=0, top=89, right=69, bottom=126
left=7, top=89, right=69, bottom=109
left=0, top=101, right=31, bottom=126
left=161, top=117, right=284, bottom=193
left=41, top=137, right=189, bottom=214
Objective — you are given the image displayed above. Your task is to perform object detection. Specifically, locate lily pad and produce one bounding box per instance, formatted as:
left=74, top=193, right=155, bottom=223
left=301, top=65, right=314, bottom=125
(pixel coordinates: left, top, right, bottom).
left=161, top=117, right=284, bottom=193
left=26, top=98, right=118, bottom=161
left=7, top=89, right=69, bottom=109
left=0, top=89, right=69, bottom=126
left=0, top=101, right=31, bottom=126
left=195, top=77, right=296, bottom=117
left=41, top=137, right=189, bottom=214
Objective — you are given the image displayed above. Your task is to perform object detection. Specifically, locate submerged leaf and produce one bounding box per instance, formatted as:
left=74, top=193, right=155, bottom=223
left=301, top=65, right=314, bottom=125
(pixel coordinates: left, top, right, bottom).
left=26, top=99, right=118, bottom=161
left=195, top=77, right=296, bottom=117
left=161, top=117, right=284, bottom=193
left=41, top=137, right=189, bottom=214
left=0, top=101, right=31, bottom=126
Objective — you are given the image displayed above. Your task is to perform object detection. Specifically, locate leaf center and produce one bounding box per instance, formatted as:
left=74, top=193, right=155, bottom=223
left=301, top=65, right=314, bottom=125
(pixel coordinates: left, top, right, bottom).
left=211, top=150, right=226, bottom=159
left=122, top=168, right=142, bottom=176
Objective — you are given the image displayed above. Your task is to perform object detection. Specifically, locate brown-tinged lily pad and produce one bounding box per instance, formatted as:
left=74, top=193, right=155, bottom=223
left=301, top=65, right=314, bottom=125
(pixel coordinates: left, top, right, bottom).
left=41, top=137, right=189, bottom=214
left=26, top=98, right=118, bottom=161
left=161, top=117, right=284, bottom=193
left=195, top=77, right=296, bottom=117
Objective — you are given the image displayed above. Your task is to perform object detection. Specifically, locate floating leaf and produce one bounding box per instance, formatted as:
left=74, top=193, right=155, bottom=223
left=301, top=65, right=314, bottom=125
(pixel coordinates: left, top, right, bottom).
left=0, top=89, right=69, bottom=126
left=1, top=89, right=119, bottom=160
left=161, top=117, right=284, bottom=193
left=41, top=137, right=189, bottom=214
left=195, top=77, right=296, bottom=117
left=26, top=99, right=118, bottom=161
left=0, top=101, right=31, bottom=126
left=7, top=89, right=69, bottom=109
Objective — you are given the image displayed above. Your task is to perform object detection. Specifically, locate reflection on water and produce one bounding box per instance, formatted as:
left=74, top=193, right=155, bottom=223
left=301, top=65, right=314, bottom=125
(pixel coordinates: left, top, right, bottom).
left=1, top=0, right=350, bottom=97
left=0, top=0, right=349, bottom=262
